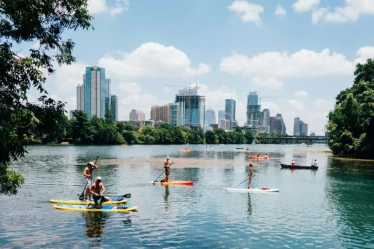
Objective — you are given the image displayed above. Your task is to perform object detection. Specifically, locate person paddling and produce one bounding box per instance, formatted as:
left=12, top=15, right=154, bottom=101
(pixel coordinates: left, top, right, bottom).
left=88, top=176, right=109, bottom=209
left=291, top=159, right=296, bottom=166
left=312, top=159, right=318, bottom=168
left=161, top=157, right=173, bottom=182
left=83, top=161, right=98, bottom=204
left=248, top=163, right=256, bottom=189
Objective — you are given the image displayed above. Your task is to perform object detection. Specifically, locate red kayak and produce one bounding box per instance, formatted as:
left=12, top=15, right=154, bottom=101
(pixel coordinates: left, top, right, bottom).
left=151, top=181, right=194, bottom=186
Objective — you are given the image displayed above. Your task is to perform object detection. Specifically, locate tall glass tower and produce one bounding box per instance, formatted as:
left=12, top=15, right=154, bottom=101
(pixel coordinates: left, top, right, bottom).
left=225, top=99, right=236, bottom=121
left=84, top=66, right=106, bottom=118
left=247, top=91, right=261, bottom=127
left=110, top=95, right=118, bottom=121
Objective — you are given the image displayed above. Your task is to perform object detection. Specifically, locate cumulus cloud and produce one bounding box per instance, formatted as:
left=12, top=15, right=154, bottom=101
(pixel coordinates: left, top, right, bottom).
left=99, top=42, right=210, bottom=79
left=312, top=8, right=329, bottom=23
left=323, top=0, right=374, bottom=23
left=220, top=49, right=354, bottom=82
left=314, top=99, right=334, bottom=110
left=294, top=90, right=309, bottom=100
left=288, top=99, right=306, bottom=111
left=293, top=0, right=320, bottom=13
left=354, top=46, right=374, bottom=65
left=252, top=77, right=284, bottom=90
left=275, top=4, right=287, bottom=16
left=228, top=0, right=264, bottom=26
left=87, top=0, right=129, bottom=16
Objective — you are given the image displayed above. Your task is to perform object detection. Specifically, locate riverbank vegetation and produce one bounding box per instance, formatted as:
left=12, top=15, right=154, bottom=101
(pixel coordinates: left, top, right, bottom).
left=327, top=59, right=374, bottom=159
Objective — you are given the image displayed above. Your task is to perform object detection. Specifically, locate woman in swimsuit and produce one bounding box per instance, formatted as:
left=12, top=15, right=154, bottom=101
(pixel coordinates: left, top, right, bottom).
left=248, top=163, right=256, bottom=189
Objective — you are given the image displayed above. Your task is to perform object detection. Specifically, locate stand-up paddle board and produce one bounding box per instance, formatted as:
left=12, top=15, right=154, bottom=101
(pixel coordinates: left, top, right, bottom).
left=53, top=204, right=137, bottom=212
left=223, top=187, right=279, bottom=192
left=50, top=197, right=127, bottom=205
left=151, top=181, right=194, bottom=186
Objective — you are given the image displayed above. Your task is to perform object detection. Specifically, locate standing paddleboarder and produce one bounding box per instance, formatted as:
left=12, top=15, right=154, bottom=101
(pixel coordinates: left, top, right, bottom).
left=83, top=161, right=98, bottom=204
left=161, top=157, right=173, bottom=182
left=248, top=163, right=256, bottom=189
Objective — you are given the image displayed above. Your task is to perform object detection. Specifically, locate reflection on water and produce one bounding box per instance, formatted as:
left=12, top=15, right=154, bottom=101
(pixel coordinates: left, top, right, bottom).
left=2, top=144, right=374, bottom=248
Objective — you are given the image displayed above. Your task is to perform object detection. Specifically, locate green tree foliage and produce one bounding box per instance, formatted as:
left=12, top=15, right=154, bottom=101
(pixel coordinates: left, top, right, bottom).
left=0, top=0, right=92, bottom=194
left=327, top=59, right=374, bottom=158
left=205, top=130, right=217, bottom=144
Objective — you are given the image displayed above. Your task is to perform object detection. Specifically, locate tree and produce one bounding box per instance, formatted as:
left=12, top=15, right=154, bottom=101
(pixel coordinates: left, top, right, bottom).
left=0, top=1, right=92, bottom=194
left=205, top=130, right=217, bottom=144
left=327, top=59, right=374, bottom=158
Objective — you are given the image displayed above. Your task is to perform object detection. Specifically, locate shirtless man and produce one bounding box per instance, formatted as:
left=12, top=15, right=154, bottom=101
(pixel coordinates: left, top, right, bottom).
left=161, top=157, right=173, bottom=182
left=88, top=176, right=110, bottom=208
left=83, top=161, right=98, bottom=204
left=248, top=163, right=256, bottom=189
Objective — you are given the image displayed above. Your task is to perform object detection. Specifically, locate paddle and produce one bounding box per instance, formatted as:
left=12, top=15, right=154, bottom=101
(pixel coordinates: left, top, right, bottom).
left=235, top=174, right=257, bottom=188
left=77, top=193, right=131, bottom=198
left=153, top=171, right=164, bottom=184
left=79, top=156, right=99, bottom=200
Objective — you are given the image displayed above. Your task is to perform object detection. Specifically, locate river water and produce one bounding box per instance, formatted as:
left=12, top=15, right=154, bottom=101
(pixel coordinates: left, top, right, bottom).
left=1, top=144, right=374, bottom=248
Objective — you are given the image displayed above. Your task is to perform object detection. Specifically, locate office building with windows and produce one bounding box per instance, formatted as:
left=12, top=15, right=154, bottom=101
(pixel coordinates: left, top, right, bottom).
left=129, top=110, right=145, bottom=121
left=76, top=84, right=85, bottom=111
left=105, top=79, right=111, bottom=112
left=110, top=95, right=118, bottom=122
left=247, top=92, right=261, bottom=127
left=151, top=104, right=170, bottom=123
left=225, top=99, right=236, bottom=122
left=270, top=114, right=286, bottom=134
left=294, top=117, right=308, bottom=136
left=84, top=66, right=106, bottom=118
left=169, top=103, right=180, bottom=126
left=205, top=107, right=216, bottom=127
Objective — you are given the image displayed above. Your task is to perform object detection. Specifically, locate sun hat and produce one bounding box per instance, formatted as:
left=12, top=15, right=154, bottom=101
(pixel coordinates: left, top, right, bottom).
left=88, top=162, right=94, bottom=166
left=96, top=176, right=102, bottom=181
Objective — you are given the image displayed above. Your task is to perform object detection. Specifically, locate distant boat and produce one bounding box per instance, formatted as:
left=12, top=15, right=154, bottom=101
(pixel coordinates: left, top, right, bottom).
left=280, top=164, right=318, bottom=170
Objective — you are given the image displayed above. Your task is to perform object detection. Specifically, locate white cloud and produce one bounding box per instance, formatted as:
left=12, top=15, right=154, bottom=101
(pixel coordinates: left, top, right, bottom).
left=275, top=4, right=287, bottom=16
left=119, top=82, right=142, bottom=95
left=312, top=8, right=328, bottom=23
left=87, top=0, right=129, bottom=16
left=324, top=0, right=374, bottom=23
left=288, top=99, right=306, bottom=111
left=99, top=42, right=210, bottom=79
left=252, top=77, right=284, bottom=90
left=293, top=0, right=320, bottom=13
left=228, top=0, right=264, bottom=26
left=220, top=49, right=354, bottom=90
left=294, top=90, right=308, bottom=100
left=354, top=46, right=374, bottom=65
left=314, top=99, right=334, bottom=110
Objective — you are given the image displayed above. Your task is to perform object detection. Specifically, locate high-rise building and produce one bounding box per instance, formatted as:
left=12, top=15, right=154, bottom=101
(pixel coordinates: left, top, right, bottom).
left=105, top=79, right=111, bottom=112
left=174, top=86, right=205, bottom=128
left=225, top=99, right=236, bottom=121
left=218, top=110, right=225, bottom=121
left=76, top=84, right=84, bottom=111
left=262, top=109, right=270, bottom=127
left=110, top=95, right=118, bottom=122
left=247, top=92, right=261, bottom=127
left=294, top=117, right=308, bottom=136
left=151, top=104, right=170, bottom=123
left=169, top=103, right=180, bottom=126
left=270, top=114, right=286, bottom=134
left=84, top=66, right=106, bottom=118
left=129, top=110, right=145, bottom=121
left=205, top=107, right=216, bottom=127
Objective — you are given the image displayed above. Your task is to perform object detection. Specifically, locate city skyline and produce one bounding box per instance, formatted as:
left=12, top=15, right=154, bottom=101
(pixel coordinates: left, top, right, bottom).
left=19, top=0, right=374, bottom=135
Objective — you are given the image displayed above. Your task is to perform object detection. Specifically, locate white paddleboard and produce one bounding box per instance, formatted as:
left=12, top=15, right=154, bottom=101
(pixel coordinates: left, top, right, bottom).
left=223, top=187, right=280, bottom=192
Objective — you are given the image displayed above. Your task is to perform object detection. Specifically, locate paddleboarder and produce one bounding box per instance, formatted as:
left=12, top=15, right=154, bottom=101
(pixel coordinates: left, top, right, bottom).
left=248, top=163, right=256, bottom=189
left=83, top=161, right=98, bottom=203
left=88, top=176, right=110, bottom=208
left=312, top=159, right=318, bottom=168
left=161, top=157, right=173, bottom=182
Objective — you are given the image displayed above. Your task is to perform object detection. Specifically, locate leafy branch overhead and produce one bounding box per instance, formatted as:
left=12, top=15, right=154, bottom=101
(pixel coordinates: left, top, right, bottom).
left=0, top=0, right=93, bottom=195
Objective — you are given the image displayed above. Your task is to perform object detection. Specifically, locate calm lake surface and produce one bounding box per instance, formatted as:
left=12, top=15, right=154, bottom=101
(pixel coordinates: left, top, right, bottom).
left=1, top=144, right=374, bottom=248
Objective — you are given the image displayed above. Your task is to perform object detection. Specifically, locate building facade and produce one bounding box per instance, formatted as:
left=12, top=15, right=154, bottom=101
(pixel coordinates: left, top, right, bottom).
left=293, top=117, right=308, bottom=136
left=129, top=110, right=145, bottom=121
left=110, top=95, right=118, bottom=122
left=247, top=92, right=261, bottom=127
left=205, top=107, right=216, bottom=127
left=225, top=99, right=236, bottom=121
left=174, top=86, right=205, bottom=128
left=105, top=79, right=111, bottom=112
left=76, top=84, right=85, bottom=111
left=270, top=114, right=286, bottom=134
left=169, top=103, right=180, bottom=126
left=151, top=104, right=170, bottom=123
left=84, top=66, right=106, bottom=118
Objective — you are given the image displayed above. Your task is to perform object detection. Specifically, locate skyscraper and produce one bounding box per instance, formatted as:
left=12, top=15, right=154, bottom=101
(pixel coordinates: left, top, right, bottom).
left=225, top=99, right=236, bottom=121
left=174, top=86, right=206, bottom=128
left=169, top=103, right=180, bottom=126
left=76, top=84, right=84, bottom=111
left=105, top=79, right=111, bottom=112
left=270, top=114, right=286, bottom=134
left=262, top=109, right=270, bottom=127
left=294, top=117, right=308, bottom=136
left=110, top=95, right=118, bottom=122
left=151, top=104, right=170, bottom=123
left=205, top=107, right=216, bottom=127
left=129, top=110, right=145, bottom=121
left=218, top=110, right=225, bottom=121
left=84, top=66, right=106, bottom=118
left=247, top=92, right=261, bottom=127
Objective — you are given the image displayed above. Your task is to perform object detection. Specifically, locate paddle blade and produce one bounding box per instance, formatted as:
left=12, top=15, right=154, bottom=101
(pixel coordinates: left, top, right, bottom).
left=78, top=194, right=84, bottom=201
left=122, top=193, right=131, bottom=198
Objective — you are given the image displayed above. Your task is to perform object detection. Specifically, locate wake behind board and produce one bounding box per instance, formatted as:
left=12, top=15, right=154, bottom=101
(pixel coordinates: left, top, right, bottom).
left=151, top=181, right=194, bottom=186
left=53, top=204, right=137, bottom=212
left=223, top=187, right=279, bottom=193
left=50, top=197, right=127, bottom=205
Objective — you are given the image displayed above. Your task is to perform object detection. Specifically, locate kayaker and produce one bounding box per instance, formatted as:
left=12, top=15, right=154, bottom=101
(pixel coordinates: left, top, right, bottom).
left=256, top=153, right=260, bottom=157
left=161, top=157, right=173, bottom=182
left=312, top=159, right=318, bottom=168
left=83, top=161, right=98, bottom=203
left=248, top=163, right=256, bottom=189
left=264, top=154, right=268, bottom=159
left=88, top=176, right=109, bottom=208
left=291, top=159, right=296, bottom=166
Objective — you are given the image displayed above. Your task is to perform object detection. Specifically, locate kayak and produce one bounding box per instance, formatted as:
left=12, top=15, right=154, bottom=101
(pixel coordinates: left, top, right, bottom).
left=179, top=149, right=192, bottom=152
left=50, top=197, right=127, bottom=205
left=223, top=187, right=280, bottom=192
left=151, top=181, right=194, bottom=186
left=249, top=156, right=269, bottom=160
left=53, top=204, right=137, bottom=212
left=281, top=164, right=318, bottom=170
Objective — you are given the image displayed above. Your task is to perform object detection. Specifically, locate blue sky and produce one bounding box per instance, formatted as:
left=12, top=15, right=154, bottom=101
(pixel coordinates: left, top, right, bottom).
left=24, top=0, right=374, bottom=135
